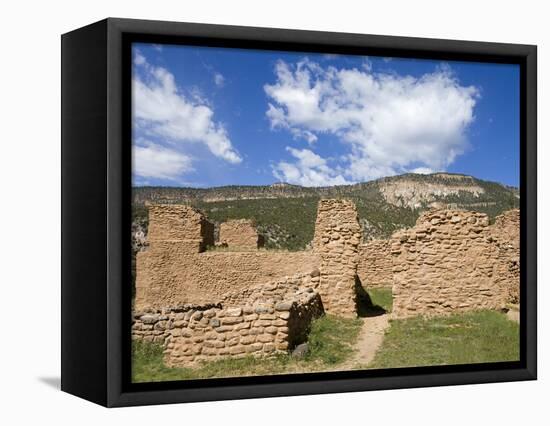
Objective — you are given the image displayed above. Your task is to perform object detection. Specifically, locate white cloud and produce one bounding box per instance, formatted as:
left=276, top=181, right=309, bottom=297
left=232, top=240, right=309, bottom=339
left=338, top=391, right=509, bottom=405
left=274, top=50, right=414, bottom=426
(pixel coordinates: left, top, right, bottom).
left=133, top=141, right=193, bottom=180
left=273, top=147, right=350, bottom=186
left=264, top=59, right=479, bottom=183
left=411, top=167, right=435, bottom=175
left=133, top=52, right=241, bottom=164
left=213, top=72, right=225, bottom=87
left=362, top=58, right=373, bottom=72
left=290, top=128, right=318, bottom=144
left=134, top=50, right=146, bottom=66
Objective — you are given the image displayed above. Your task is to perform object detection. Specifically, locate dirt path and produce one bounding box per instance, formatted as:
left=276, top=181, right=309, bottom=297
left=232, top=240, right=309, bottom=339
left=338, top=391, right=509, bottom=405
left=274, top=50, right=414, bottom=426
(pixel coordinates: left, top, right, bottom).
left=342, top=313, right=390, bottom=369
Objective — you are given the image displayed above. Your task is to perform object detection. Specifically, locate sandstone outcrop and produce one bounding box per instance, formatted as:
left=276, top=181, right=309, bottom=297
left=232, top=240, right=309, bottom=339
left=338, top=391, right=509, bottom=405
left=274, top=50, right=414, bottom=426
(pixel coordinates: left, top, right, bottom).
left=378, top=174, right=485, bottom=209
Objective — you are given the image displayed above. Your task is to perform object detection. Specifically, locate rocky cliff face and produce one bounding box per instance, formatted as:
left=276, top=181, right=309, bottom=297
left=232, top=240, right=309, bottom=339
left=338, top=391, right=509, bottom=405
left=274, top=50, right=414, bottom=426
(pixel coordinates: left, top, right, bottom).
left=377, top=174, right=485, bottom=209
left=134, top=173, right=517, bottom=210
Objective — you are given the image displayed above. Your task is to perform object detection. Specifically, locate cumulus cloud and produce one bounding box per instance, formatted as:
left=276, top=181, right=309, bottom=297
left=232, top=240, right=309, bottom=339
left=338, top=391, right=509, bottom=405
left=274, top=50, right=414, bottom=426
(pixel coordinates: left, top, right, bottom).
left=132, top=51, right=241, bottom=165
left=264, top=59, right=479, bottom=184
left=273, top=147, right=350, bottom=186
left=290, top=128, right=318, bottom=144
left=133, top=141, right=193, bottom=180
left=213, top=72, right=225, bottom=87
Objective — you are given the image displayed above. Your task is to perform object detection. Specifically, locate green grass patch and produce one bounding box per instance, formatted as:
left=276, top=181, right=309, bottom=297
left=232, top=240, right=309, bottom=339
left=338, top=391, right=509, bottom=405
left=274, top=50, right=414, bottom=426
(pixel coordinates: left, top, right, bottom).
left=368, top=310, right=519, bottom=369
left=367, top=287, right=393, bottom=313
left=306, top=315, right=363, bottom=364
left=132, top=314, right=362, bottom=383
left=356, top=284, right=393, bottom=317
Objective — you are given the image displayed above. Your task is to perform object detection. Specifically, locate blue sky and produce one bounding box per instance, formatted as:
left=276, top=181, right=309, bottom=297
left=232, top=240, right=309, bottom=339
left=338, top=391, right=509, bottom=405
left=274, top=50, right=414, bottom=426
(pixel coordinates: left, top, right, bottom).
left=132, top=43, right=519, bottom=188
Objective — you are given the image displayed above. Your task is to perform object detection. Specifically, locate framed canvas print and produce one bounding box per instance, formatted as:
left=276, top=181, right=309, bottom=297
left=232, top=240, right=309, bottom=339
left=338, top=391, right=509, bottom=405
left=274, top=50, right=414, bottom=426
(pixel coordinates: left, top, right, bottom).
left=61, top=18, right=537, bottom=407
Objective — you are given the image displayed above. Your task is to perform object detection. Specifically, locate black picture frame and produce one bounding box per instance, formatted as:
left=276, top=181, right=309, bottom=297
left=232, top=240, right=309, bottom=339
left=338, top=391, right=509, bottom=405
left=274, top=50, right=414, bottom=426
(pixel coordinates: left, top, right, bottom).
left=61, top=17, right=537, bottom=407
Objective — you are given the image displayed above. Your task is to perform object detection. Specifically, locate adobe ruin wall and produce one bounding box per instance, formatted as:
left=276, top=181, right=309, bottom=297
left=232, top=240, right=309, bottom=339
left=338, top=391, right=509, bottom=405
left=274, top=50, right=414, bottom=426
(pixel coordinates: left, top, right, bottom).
left=147, top=204, right=215, bottom=251
left=219, top=219, right=264, bottom=249
left=135, top=248, right=319, bottom=310
left=312, top=199, right=362, bottom=317
left=357, top=240, right=393, bottom=288
left=136, top=200, right=362, bottom=318
left=133, top=200, right=520, bottom=367
left=489, top=209, right=520, bottom=303
left=133, top=273, right=324, bottom=366
left=390, top=208, right=520, bottom=318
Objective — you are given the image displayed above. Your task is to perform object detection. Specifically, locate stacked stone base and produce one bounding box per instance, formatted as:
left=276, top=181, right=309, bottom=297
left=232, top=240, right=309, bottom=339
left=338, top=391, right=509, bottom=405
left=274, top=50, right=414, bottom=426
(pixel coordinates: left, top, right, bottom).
left=132, top=273, right=324, bottom=367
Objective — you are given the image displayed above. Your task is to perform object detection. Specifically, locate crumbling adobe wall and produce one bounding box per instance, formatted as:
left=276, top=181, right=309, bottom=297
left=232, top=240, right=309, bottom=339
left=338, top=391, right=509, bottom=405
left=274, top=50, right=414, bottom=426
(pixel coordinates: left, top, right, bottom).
left=489, top=209, right=520, bottom=304
left=132, top=274, right=324, bottom=366
left=135, top=201, right=362, bottom=316
left=221, top=270, right=318, bottom=308
left=312, top=199, right=362, bottom=317
left=219, top=219, right=264, bottom=249
left=357, top=240, right=393, bottom=288
left=391, top=209, right=516, bottom=318
left=147, top=204, right=214, bottom=252
left=135, top=248, right=320, bottom=310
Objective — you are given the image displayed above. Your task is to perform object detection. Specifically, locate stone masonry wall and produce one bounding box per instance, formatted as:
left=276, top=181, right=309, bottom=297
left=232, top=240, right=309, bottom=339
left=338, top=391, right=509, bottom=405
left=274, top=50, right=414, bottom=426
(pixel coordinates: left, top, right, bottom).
left=147, top=204, right=214, bottom=252
left=135, top=200, right=362, bottom=315
left=312, top=199, right=362, bottom=317
left=357, top=240, right=393, bottom=288
left=219, top=219, right=264, bottom=249
left=221, top=271, right=318, bottom=307
left=490, top=209, right=520, bottom=304
left=391, top=209, right=514, bottom=318
left=132, top=276, right=324, bottom=366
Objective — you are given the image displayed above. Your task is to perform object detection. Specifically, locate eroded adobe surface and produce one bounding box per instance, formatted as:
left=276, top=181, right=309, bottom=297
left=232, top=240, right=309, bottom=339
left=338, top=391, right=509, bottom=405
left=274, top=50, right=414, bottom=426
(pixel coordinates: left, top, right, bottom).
left=219, top=219, right=264, bottom=249
left=313, top=199, right=362, bottom=318
left=390, top=208, right=520, bottom=318
left=147, top=204, right=214, bottom=252
left=135, top=248, right=319, bottom=309
left=136, top=200, right=361, bottom=317
left=357, top=240, right=393, bottom=288
left=490, top=209, right=520, bottom=304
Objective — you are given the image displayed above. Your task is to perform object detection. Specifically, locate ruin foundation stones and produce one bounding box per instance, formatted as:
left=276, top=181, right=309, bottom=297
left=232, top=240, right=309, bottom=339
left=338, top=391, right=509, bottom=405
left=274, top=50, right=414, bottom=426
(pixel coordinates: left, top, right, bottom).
left=133, top=273, right=323, bottom=367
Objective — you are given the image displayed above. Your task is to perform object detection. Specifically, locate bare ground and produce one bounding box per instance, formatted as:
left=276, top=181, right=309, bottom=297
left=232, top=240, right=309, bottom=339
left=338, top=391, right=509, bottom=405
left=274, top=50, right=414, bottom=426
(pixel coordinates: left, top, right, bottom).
left=340, top=313, right=390, bottom=369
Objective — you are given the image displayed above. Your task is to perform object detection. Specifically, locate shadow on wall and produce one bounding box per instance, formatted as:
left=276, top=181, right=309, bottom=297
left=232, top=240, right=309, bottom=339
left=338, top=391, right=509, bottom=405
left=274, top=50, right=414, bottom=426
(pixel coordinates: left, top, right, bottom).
left=355, top=276, right=387, bottom=318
